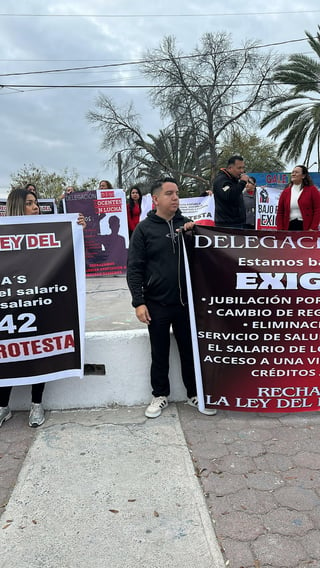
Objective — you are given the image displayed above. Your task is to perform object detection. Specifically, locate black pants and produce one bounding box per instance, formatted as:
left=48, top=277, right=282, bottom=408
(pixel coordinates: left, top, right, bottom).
left=146, top=301, right=197, bottom=399
left=288, top=219, right=303, bottom=230
left=0, top=383, right=45, bottom=407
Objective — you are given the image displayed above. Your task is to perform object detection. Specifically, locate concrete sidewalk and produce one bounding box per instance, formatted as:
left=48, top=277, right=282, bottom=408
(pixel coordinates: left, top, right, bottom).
left=0, top=406, right=225, bottom=568
left=2, top=276, right=320, bottom=568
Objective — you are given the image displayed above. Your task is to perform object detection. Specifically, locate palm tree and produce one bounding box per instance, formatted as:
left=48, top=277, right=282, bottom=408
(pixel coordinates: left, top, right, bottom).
left=133, top=123, right=211, bottom=196
left=261, top=26, right=320, bottom=167
left=217, top=129, right=285, bottom=172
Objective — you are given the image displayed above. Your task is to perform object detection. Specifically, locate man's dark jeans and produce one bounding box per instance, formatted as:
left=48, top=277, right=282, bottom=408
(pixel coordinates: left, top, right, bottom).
left=146, top=301, right=197, bottom=399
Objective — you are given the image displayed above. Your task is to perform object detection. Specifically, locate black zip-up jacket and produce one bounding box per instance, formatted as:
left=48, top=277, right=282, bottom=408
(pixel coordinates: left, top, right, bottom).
left=213, top=168, right=246, bottom=226
left=127, top=209, right=190, bottom=308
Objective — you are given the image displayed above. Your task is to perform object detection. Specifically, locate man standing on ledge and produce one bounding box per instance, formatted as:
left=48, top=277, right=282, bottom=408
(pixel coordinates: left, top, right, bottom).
left=213, top=154, right=249, bottom=228
left=127, top=177, right=216, bottom=418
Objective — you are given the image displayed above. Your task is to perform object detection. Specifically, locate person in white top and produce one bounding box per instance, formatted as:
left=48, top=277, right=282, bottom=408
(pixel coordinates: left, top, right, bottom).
left=276, top=165, right=320, bottom=230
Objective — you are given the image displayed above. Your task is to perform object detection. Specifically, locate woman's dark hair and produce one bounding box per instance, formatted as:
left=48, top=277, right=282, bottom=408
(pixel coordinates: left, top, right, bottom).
left=128, top=185, right=142, bottom=213
left=292, top=165, right=313, bottom=187
left=99, top=180, right=113, bottom=189
left=25, top=183, right=37, bottom=194
left=6, top=188, right=39, bottom=216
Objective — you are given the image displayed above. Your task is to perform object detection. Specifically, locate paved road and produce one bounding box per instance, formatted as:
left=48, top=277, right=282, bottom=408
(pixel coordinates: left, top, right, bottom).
left=179, top=405, right=320, bottom=568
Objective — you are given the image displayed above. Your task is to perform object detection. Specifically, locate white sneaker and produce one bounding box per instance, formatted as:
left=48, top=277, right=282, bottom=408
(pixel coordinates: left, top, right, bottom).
left=187, top=396, right=217, bottom=416
left=29, top=403, right=45, bottom=427
left=0, top=406, right=12, bottom=427
left=145, top=396, right=168, bottom=418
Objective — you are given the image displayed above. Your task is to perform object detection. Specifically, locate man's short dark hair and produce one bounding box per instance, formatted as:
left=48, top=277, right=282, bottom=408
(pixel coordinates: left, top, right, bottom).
left=150, top=177, right=178, bottom=195
left=227, top=155, right=244, bottom=166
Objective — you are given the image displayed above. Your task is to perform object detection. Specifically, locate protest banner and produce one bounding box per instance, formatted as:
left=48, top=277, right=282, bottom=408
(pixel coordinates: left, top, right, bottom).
left=179, top=195, right=215, bottom=225
left=65, top=189, right=129, bottom=277
left=140, top=193, right=153, bottom=221
left=0, top=200, right=7, bottom=217
left=251, top=171, right=320, bottom=190
left=0, top=198, right=57, bottom=216
left=38, top=198, right=57, bottom=214
left=255, top=186, right=282, bottom=229
left=0, top=215, right=85, bottom=386
left=184, top=225, right=320, bottom=413
left=140, top=194, right=215, bottom=225
left=250, top=172, right=291, bottom=189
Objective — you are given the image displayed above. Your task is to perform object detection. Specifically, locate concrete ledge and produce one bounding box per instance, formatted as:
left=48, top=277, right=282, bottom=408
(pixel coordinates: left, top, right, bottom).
left=10, top=329, right=188, bottom=410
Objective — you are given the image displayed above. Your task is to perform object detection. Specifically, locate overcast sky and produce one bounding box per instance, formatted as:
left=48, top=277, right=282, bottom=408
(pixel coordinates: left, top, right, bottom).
left=0, top=0, right=319, bottom=194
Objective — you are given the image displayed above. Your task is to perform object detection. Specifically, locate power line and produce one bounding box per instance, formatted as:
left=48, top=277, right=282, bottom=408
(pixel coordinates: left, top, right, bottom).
left=1, top=81, right=319, bottom=89
left=0, top=48, right=315, bottom=63
left=0, top=37, right=310, bottom=79
left=0, top=59, right=126, bottom=62
left=0, top=10, right=319, bottom=17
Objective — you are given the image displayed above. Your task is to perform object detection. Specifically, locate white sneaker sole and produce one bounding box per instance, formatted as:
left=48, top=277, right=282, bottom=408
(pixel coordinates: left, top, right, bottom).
left=199, top=409, right=217, bottom=416
left=29, top=418, right=45, bottom=428
left=145, top=410, right=162, bottom=418
left=187, top=399, right=217, bottom=416
left=145, top=403, right=168, bottom=419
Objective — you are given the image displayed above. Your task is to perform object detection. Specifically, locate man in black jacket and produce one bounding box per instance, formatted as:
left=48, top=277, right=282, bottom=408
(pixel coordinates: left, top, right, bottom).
left=213, top=154, right=249, bottom=228
left=127, top=177, right=216, bottom=419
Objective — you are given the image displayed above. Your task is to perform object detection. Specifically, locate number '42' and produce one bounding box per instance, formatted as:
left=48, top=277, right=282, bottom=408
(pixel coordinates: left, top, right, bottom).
left=0, top=313, right=37, bottom=334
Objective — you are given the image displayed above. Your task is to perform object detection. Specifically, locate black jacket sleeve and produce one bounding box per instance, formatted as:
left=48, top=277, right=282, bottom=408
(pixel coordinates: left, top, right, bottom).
left=126, top=224, right=147, bottom=308
left=213, top=176, right=246, bottom=202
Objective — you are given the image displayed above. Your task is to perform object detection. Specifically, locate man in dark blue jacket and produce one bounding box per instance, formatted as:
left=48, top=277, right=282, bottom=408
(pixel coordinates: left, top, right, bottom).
left=127, top=177, right=216, bottom=418
left=213, top=154, right=249, bottom=228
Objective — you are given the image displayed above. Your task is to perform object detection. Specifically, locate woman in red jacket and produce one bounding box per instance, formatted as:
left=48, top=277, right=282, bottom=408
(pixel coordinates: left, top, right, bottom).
left=127, top=185, right=142, bottom=237
left=276, top=165, right=320, bottom=230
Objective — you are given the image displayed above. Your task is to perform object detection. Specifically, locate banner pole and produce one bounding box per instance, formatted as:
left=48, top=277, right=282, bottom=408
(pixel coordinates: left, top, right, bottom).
left=182, top=235, right=206, bottom=412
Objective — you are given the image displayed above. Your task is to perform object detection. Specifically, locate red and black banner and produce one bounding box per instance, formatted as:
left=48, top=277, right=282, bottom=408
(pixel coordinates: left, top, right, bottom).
left=64, top=189, right=129, bottom=277
left=184, top=225, right=320, bottom=413
left=0, top=215, right=85, bottom=386
left=0, top=198, right=57, bottom=216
